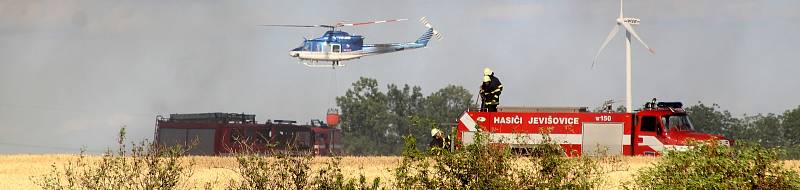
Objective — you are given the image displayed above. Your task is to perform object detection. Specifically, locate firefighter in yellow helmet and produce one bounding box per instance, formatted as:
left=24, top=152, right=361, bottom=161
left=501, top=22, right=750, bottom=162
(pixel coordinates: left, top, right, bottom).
left=428, top=128, right=450, bottom=153
left=480, top=68, right=503, bottom=112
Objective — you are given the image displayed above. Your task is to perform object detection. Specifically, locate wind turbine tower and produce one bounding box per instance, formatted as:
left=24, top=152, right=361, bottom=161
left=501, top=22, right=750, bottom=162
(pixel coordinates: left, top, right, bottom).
left=593, top=0, right=655, bottom=113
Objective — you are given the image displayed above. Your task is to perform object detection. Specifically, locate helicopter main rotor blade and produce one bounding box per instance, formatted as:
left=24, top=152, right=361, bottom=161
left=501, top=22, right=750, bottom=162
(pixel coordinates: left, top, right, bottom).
left=336, top=19, right=407, bottom=27
left=259, top=24, right=335, bottom=28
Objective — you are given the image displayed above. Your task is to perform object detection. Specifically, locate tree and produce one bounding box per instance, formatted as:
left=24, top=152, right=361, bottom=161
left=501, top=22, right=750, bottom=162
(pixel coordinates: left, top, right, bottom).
left=385, top=84, right=425, bottom=153
left=386, top=84, right=424, bottom=139
left=684, top=102, right=740, bottom=138
left=415, top=85, right=473, bottom=149
left=335, top=77, right=395, bottom=155
left=336, top=78, right=473, bottom=155
left=685, top=102, right=800, bottom=159
left=743, top=113, right=783, bottom=147
left=782, top=106, right=800, bottom=146
left=781, top=106, right=800, bottom=158
left=421, top=85, right=473, bottom=122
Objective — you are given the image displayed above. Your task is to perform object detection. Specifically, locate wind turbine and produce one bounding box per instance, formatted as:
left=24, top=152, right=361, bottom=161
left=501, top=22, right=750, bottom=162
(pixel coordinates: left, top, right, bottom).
left=593, top=0, right=655, bottom=113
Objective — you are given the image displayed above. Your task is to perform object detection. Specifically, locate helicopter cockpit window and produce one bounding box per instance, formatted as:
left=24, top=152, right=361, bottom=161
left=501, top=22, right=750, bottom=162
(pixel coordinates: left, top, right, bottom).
left=314, top=43, right=323, bottom=52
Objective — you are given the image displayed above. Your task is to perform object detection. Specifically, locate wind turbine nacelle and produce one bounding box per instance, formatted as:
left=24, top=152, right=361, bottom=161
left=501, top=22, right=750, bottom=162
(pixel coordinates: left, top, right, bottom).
left=623, top=17, right=640, bottom=25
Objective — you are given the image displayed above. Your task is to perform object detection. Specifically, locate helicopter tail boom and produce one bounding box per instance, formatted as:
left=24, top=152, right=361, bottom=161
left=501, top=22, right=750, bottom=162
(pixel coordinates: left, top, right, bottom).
left=358, top=17, right=440, bottom=55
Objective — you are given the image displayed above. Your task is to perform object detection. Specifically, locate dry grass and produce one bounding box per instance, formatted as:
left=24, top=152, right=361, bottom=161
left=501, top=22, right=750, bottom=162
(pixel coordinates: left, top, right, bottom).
left=186, top=156, right=401, bottom=189
left=1, top=154, right=798, bottom=190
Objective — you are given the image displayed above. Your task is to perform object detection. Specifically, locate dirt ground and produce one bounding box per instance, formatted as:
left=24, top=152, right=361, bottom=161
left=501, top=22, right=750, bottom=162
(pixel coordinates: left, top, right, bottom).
left=1, top=155, right=798, bottom=190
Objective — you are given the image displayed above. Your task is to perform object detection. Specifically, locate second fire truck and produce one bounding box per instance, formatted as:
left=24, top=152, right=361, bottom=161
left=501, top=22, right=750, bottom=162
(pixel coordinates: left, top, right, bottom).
left=457, top=100, right=729, bottom=156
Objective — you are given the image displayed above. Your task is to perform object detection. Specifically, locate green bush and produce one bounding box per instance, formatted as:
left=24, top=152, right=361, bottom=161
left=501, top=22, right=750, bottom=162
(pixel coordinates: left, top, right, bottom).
left=393, top=131, right=604, bottom=190
left=782, top=145, right=800, bottom=160
left=394, top=133, right=518, bottom=189
left=227, top=143, right=383, bottom=190
left=310, top=157, right=383, bottom=190
left=32, top=127, right=194, bottom=190
left=227, top=153, right=312, bottom=190
left=629, top=140, right=800, bottom=189
left=514, top=135, right=603, bottom=190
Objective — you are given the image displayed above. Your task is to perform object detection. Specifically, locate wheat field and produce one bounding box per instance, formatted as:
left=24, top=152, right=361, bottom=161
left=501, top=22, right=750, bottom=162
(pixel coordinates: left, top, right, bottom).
left=1, top=155, right=798, bottom=190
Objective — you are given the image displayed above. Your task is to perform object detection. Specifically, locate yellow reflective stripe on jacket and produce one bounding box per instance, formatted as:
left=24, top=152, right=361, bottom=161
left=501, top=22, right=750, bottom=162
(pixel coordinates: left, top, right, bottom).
left=491, top=85, right=503, bottom=93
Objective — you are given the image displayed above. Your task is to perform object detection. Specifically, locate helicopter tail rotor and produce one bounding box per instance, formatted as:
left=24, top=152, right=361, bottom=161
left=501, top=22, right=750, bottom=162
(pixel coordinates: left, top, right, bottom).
left=419, top=17, right=442, bottom=40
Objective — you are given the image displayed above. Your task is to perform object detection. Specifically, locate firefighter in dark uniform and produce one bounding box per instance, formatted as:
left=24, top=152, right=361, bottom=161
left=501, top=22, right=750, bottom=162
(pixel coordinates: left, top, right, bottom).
left=480, top=68, right=503, bottom=112
left=429, top=128, right=450, bottom=153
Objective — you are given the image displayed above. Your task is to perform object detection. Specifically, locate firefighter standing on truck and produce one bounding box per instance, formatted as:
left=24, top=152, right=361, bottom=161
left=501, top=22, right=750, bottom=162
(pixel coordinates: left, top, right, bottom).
left=480, top=68, right=503, bottom=112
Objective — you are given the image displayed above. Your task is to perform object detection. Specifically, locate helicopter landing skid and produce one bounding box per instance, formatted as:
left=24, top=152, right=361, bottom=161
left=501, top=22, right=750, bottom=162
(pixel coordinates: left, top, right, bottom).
left=301, top=61, right=345, bottom=69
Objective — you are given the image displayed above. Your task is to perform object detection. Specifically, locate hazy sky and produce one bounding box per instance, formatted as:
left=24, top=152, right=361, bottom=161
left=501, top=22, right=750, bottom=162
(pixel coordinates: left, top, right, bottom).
left=1, top=0, right=798, bottom=153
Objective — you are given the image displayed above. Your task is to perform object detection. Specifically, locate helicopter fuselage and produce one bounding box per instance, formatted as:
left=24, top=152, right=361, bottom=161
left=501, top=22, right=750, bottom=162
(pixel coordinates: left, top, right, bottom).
left=289, top=30, right=430, bottom=62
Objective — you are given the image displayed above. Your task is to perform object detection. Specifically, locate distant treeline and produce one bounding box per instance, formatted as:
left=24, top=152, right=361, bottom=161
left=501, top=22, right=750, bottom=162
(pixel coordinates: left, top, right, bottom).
left=686, top=102, right=800, bottom=159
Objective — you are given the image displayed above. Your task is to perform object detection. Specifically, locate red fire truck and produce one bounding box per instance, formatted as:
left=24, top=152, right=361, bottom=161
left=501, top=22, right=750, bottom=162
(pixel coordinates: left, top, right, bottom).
left=155, top=112, right=342, bottom=156
left=457, top=101, right=729, bottom=156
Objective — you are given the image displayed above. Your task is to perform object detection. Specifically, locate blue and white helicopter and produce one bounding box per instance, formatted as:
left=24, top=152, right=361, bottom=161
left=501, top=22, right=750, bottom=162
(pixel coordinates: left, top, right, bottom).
left=262, top=17, right=441, bottom=68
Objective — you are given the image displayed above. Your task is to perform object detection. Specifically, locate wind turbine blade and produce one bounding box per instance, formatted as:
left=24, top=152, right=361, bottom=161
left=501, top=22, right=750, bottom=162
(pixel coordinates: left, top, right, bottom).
left=621, top=22, right=655, bottom=54
left=619, top=0, right=624, bottom=19
left=592, top=25, right=620, bottom=68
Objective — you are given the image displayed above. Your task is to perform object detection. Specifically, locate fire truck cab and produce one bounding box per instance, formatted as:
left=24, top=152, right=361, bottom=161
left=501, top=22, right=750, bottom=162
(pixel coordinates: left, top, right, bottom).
left=457, top=100, right=729, bottom=156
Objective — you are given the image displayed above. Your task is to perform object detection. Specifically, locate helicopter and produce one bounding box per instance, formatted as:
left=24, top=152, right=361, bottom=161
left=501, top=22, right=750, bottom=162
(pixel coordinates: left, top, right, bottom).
left=262, top=17, right=441, bottom=68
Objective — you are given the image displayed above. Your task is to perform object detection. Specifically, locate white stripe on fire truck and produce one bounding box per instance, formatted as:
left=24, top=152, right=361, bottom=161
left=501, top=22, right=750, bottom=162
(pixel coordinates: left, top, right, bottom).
left=638, top=136, right=665, bottom=152
left=486, top=134, right=632, bottom=145
left=460, top=113, right=477, bottom=131
left=487, top=133, right=582, bottom=144
left=482, top=134, right=667, bottom=151
left=623, top=135, right=631, bottom=145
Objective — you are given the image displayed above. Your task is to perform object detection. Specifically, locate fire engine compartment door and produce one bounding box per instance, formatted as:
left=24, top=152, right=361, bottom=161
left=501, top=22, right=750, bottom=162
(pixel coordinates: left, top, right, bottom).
left=186, top=129, right=215, bottom=155
left=158, top=128, right=216, bottom=155
left=582, top=122, right=624, bottom=156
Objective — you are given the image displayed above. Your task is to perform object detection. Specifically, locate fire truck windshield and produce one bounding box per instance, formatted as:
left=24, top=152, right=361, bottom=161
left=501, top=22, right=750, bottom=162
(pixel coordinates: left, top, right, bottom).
left=662, top=114, right=695, bottom=132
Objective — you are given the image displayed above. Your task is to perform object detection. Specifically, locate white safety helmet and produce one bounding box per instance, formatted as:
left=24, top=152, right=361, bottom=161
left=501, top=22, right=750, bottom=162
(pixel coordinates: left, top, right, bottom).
left=483, top=67, right=493, bottom=76
left=431, top=128, right=440, bottom=137
left=483, top=76, right=491, bottom=82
